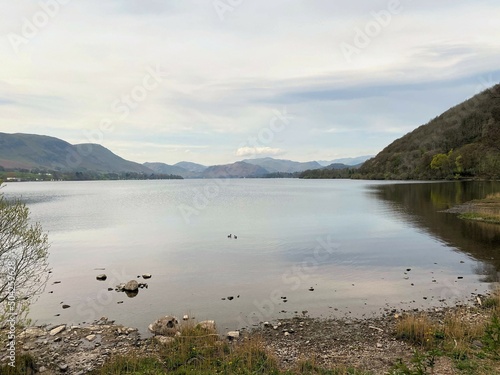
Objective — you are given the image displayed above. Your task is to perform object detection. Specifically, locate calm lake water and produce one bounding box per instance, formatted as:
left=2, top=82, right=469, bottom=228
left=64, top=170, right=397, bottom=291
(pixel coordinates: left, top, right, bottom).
left=3, top=179, right=500, bottom=334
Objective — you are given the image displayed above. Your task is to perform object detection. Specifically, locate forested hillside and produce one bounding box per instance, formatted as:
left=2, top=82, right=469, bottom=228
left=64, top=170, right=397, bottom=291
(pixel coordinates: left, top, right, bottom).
left=359, top=84, right=500, bottom=180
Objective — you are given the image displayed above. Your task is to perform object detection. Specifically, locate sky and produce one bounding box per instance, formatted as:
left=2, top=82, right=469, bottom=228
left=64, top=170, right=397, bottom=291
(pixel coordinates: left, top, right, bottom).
left=1, top=0, right=500, bottom=166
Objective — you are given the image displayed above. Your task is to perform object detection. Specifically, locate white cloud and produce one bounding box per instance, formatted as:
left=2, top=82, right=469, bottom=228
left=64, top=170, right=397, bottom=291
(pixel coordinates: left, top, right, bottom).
left=235, top=147, right=285, bottom=157
left=0, top=1, right=499, bottom=164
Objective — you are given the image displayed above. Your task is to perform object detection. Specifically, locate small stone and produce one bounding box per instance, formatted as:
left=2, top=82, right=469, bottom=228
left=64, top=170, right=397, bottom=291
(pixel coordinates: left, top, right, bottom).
left=117, top=301, right=124, bottom=304
left=142, top=274, right=152, bottom=279
left=183, top=315, right=189, bottom=321
left=227, top=331, right=240, bottom=340
left=227, top=296, right=234, bottom=300
left=62, top=304, right=70, bottom=309
left=376, top=343, right=383, bottom=348
left=457, top=276, right=464, bottom=279
left=308, top=287, right=314, bottom=291
left=58, top=363, right=68, bottom=372
left=86, top=334, right=96, bottom=341
left=284, top=332, right=290, bottom=336
left=473, top=340, right=484, bottom=348
left=96, top=274, right=107, bottom=281
left=39, top=366, right=47, bottom=373
left=156, top=336, right=175, bottom=345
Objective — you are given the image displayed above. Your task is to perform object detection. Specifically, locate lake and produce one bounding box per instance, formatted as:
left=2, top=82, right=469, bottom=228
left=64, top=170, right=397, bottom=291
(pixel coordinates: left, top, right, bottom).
left=3, top=179, right=500, bottom=334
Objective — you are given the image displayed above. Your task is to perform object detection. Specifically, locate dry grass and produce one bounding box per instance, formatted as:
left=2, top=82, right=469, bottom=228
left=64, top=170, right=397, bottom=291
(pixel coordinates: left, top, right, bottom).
left=396, top=314, right=438, bottom=348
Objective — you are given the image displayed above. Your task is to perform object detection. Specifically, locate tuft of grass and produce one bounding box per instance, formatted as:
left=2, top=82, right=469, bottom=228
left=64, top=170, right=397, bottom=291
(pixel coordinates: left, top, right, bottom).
left=459, top=212, right=500, bottom=224
left=396, top=314, right=437, bottom=348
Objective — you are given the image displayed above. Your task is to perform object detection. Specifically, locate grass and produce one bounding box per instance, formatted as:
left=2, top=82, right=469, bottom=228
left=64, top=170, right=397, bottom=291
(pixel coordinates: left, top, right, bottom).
left=393, top=289, right=500, bottom=374
left=459, top=192, right=500, bottom=224
left=88, top=321, right=373, bottom=375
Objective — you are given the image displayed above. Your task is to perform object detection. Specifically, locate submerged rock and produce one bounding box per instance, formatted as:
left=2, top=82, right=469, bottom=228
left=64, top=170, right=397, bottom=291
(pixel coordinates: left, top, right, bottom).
left=96, top=274, right=107, bottom=281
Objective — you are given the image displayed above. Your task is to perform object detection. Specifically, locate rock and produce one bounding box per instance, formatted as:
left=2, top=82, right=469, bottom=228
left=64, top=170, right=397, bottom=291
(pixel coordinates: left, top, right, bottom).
left=39, top=366, right=47, bottom=373
left=116, top=283, right=126, bottom=291
left=96, top=274, right=107, bottom=281
left=197, top=320, right=216, bottom=331
left=20, top=327, right=46, bottom=339
left=62, top=304, right=70, bottom=309
left=227, top=331, right=240, bottom=340
left=86, top=334, right=96, bottom=341
left=59, top=363, right=69, bottom=372
left=49, top=325, right=66, bottom=336
left=123, top=280, right=139, bottom=292
left=308, top=287, right=314, bottom=291
left=227, top=296, right=234, bottom=300
left=183, top=315, right=189, bottom=321
left=473, top=340, right=484, bottom=348
left=142, top=274, right=152, bottom=279
left=148, top=316, right=180, bottom=336
left=284, top=331, right=290, bottom=336
left=155, top=336, right=175, bottom=345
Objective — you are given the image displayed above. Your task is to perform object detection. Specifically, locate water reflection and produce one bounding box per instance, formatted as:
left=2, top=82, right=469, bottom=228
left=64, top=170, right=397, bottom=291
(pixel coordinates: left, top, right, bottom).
left=370, top=181, right=500, bottom=283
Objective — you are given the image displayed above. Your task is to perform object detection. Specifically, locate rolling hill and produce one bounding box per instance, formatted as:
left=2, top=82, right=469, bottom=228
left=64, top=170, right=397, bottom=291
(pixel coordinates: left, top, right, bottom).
left=242, top=157, right=322, bottom=173
left=201, top=161, right=268, bottom=178
left=0, top=133, right=152, bottom=174
left=359, top=84, right=500, bottom=180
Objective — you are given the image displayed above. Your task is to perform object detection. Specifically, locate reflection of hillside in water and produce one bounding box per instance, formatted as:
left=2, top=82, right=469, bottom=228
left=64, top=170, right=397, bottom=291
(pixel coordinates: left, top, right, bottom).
left=370, top=181, right=500, bottom=282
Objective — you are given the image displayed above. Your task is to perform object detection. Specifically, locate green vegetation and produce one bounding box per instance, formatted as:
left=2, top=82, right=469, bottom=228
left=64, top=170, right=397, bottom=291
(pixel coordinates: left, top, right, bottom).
left=356, top=84, right=500, bottom=180
left=459, top=192, right=500, bottom=224
left=390, top=290, right=500, bottom=374
left=0, top=168, right=183, bottom=181
left=0, top=183, right=51, bottom=327
left=89, top=322, right=370, bottom=375
left=299, top=167, right=361, bottom=179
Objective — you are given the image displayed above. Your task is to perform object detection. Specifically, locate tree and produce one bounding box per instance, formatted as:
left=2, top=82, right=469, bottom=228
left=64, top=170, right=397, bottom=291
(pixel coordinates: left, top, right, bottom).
left=0, top=182, right=50, bottom=326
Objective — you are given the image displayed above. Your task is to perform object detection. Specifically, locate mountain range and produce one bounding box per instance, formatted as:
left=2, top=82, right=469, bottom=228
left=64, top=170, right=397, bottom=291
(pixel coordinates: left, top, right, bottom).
left=0, top=132, right=370, bottom=179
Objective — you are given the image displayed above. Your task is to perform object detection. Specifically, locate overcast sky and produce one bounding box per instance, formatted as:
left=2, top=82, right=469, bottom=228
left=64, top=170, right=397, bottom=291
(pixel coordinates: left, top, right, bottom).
left=1, top=1, right=499, bottom=165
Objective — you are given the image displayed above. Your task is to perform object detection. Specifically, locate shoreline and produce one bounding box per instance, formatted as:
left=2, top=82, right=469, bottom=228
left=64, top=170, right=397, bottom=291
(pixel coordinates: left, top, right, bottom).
left=2, top=290, right=498, bottom=374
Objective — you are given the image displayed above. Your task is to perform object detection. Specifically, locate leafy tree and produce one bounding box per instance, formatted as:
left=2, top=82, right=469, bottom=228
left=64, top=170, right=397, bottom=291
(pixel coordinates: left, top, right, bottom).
left=0, top=181, right=50, bottom=326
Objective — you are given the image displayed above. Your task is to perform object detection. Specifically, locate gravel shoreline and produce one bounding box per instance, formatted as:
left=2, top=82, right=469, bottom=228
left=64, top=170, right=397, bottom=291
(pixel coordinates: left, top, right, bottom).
left=2, top=292, right=494, bottom=375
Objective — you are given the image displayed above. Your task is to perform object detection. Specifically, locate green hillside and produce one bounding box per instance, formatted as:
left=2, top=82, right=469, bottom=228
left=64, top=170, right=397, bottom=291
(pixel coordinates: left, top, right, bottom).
left=359, top=84, right=500, bottom=180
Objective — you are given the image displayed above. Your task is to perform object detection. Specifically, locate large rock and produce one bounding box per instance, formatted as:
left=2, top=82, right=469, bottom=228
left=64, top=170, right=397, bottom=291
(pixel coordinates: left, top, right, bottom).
left=148, top=316, right=179, bottom=336
left=49, top=325, right=66, bottom=336
left=123, top=280, right=139, bottom=292
left=197, top=320, right=216, bottom=331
